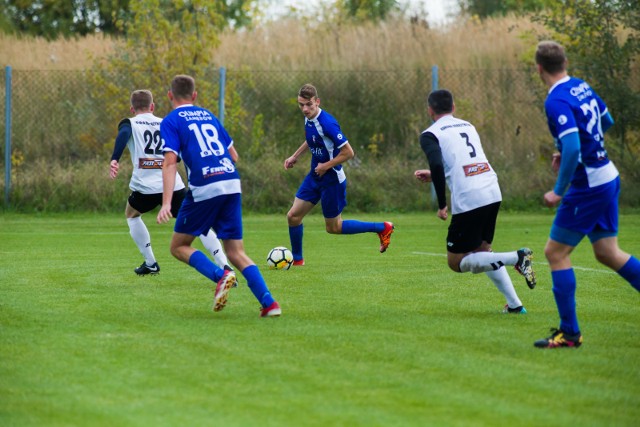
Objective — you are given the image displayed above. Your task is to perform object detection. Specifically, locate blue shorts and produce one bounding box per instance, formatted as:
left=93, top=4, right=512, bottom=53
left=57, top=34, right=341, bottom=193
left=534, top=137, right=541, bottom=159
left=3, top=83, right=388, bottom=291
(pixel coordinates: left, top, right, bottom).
left=551, top=177, right=620, bottom=246
left=296, top=173, right=347, bottom=219
left=174, top=192, right=243, bottom=240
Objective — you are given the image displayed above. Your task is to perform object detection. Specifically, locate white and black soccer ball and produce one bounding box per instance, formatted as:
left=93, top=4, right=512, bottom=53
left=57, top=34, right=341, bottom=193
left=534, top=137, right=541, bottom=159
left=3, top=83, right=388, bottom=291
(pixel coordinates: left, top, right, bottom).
left=267, top=246, right=294, bottom=270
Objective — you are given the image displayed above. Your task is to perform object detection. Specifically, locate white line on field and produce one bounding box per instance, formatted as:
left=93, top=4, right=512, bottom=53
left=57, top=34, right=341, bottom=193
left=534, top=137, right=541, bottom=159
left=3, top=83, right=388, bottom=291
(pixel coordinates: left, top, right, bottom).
left=411, top=252, right=616, bottom=275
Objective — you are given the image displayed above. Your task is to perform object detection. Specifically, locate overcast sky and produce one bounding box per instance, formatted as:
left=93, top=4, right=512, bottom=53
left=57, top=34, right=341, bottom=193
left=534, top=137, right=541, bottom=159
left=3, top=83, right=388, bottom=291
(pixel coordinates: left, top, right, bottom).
left=264, top=0, right=459, bottom=26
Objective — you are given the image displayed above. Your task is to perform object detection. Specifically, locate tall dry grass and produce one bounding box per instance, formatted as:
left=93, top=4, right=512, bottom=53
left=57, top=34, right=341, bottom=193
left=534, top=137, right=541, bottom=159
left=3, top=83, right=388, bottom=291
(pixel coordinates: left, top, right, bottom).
left=1, top=14, right=543, bottom=71
left=0, top=33, right=118, bottom=70
left=215, top=14, right=544, bottom=70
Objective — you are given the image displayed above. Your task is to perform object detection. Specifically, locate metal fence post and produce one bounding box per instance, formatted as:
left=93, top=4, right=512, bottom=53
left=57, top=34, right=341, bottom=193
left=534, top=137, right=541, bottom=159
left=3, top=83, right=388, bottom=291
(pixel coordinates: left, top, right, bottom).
left=430, top=65, right=438, bottom=207
left=218, top=67, right=226, bottom=124
left=4, top=66, right=11, bottom=207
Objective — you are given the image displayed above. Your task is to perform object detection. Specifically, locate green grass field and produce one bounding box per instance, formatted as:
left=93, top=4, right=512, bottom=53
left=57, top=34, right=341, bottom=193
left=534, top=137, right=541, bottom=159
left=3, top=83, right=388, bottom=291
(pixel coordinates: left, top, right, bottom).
left=1, top=212, right=639, bottom=426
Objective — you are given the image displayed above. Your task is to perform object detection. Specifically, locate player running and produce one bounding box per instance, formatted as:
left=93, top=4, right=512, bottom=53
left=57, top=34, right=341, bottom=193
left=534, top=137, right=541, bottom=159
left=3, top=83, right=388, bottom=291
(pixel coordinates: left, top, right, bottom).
left=415, top=89, right=535, bottom=314
left=284, top=83, right=394, bottom=266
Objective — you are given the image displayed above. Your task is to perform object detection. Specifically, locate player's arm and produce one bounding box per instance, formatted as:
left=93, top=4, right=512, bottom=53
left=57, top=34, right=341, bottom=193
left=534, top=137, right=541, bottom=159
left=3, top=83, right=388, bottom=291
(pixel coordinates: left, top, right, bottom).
left=419, top=132, right=447, bottom=218
left=544, top=132, right=580, bottom=207
left=109, top=119, right=131, bottom=179
left=314, top=142, right=354, bottom=177
left=601, top=111, right=614, bottom=133
left=157, top=151, right=178, bottom=224
left=284, top=141, right=309, bottom=170
left=228, top=145, right=239, bottom=163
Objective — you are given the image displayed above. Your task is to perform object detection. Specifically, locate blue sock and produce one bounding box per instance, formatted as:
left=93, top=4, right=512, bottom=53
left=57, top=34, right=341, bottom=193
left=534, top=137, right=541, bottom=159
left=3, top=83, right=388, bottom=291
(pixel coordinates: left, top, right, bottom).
left=188, top=250, right=225, bottom=282
left=552, top=268, right=580, bottom=335
left=289, top=224, right=303, bottom=261
left=242, top=265, right=275, bottom=308
left=341, top=220, right=384, bottom=234
left=617, top=256, right=640, bottom=291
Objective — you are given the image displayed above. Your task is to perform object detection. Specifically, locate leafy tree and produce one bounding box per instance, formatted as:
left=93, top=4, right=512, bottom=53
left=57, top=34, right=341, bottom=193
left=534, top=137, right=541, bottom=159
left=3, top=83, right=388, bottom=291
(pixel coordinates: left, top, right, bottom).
left=336, top=0, right=399, bottom=22
left=532, top=0, right=640, bottom=177
left=459, top=0, right=550, bottom=18
left=91, top=0, right=222, bottom=148
left=0, top=0, right=253, bottom=39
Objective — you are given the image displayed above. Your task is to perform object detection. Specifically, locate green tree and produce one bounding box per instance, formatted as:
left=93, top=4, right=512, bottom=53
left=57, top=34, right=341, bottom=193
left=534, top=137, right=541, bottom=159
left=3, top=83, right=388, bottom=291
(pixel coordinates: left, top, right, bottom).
left=0, top=0, right=254, bottom=39
left=336, top=0, right=399, bottom=22
left=533, top=0, right=640, bottom=175
left=92, top=0, right=225, bottom=147
left=459, top=0, right=550, bottom=18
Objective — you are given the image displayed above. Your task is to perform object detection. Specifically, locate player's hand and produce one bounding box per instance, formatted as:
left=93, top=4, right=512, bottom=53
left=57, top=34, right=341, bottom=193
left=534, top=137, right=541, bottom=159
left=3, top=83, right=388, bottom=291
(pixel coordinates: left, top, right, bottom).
left=543, top=190, right=562, bottom=207
left=414, top=169, right=432, bottom=183
left=551, top=152, right=561, bottom=173
left=157, top=204, right=173, bottom=224
left=284, top=156, right=297, bottom=170
left=437, top=206, right=448, bottom=221
left=109, top=160, right=119, bottom=179
left=314, top=162, right=329, bottom=177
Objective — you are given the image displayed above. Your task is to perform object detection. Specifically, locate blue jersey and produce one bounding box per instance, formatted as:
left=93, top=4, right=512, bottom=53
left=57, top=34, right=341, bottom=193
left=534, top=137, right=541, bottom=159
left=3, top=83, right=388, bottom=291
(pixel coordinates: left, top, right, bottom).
left=304, top=108, right=348, bottom=185
left=161, top=104, right=240, bottom=202
left=544, top=76, right=618, bottom=189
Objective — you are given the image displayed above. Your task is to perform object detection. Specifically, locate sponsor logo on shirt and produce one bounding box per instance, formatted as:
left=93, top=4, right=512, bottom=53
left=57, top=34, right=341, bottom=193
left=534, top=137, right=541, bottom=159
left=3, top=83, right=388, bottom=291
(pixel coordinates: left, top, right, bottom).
left=139, top=158, right=163, bottom=169
left=463, top=162, right=490, bottom=177
left=201, top=158, right=236, bottom=178
left=570, top=82, right=593, bottom=101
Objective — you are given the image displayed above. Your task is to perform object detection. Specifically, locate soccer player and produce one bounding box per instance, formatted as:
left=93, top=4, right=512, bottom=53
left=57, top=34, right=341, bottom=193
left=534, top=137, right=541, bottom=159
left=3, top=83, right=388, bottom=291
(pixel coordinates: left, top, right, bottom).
left=533, top=41, right=640, bottom=348
left=157, top=75, right=280, bottom=317
left=414, top=89, right=536, bottom=314
left=109, top=89, right=230, bottom=276
left=284, top=83, right=394, bottom=265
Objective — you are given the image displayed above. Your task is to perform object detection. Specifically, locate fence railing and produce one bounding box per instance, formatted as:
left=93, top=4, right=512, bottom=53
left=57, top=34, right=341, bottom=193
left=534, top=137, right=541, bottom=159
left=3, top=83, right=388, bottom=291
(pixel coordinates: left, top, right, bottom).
left=1, top=66, right=637, bottom=211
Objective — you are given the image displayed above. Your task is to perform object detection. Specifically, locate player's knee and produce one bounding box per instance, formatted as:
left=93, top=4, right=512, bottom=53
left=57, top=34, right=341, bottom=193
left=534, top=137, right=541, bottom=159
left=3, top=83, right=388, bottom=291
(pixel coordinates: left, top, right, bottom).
left=287, top=210, right=302, bottom=226
left=325, top=223, right=340, bottom=234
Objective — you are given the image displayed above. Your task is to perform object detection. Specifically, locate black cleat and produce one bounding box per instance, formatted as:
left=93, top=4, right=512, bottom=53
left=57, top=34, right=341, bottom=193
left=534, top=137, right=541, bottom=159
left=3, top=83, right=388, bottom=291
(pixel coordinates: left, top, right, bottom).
left=534, top=328, right=583, bottom=348
left=515, top=248, right=536, bottom=289
left=135, top=262, right=160, bottom=276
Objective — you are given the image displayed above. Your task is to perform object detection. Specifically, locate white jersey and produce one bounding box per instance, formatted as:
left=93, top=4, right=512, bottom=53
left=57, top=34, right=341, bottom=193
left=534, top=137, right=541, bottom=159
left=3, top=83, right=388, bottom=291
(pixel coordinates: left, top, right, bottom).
left=126, top=112, right=185, bottom=194
left=424, top=114, right=501, bottom=214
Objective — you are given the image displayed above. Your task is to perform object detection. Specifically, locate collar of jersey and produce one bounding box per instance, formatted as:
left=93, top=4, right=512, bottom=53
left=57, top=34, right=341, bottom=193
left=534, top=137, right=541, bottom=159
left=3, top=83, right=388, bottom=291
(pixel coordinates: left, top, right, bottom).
left=548, top=76, right=571, bottom=94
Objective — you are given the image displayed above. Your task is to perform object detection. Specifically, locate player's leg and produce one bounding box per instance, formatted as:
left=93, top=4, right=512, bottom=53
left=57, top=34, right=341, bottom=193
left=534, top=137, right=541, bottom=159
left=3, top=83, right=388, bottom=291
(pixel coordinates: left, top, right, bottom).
left=587, top=182, right=640, bottom=291
left=287, top=193, right=316, bottom=266
left=320, top=180, right=394, bottom=252
left=223, top=239, right=280, bottom=316
left=592, top=237, right=640, bottom=292
left=219, top=194, right=280, bottom=316
left=173, top=195, right=234, bottom=311
left=199, top=229, right=231, bottom=270
left=126, top=192, right=159, bottom=275
left=453, top=203, right=536, bottom=287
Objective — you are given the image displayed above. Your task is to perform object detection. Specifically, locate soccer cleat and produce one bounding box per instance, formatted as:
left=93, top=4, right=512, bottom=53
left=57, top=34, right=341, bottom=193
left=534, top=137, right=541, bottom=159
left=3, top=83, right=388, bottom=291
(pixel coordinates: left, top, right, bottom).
left=534, top=328, right=583, bottom=348
left=260, top=301, right=282, bottom=317
left=212, top=270, right=237, bottom=312
left=135, top=261, right=160, bottom=276
left=224, top=265, right=238, bottom=288
left=378, top=221, right=395, bottom=253
left=293, top=259, right=305, bottom=266
left=502, top=304, right=527, bottom=314
left=515, top=248, right=536, bottom=289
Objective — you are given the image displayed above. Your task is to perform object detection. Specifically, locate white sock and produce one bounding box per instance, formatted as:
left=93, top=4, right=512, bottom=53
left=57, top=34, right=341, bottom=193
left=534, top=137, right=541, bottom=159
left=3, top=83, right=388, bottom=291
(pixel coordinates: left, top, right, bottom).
left=459, top=251, right=518, bottom=273
left=199, top=229, right=229, bottom=269
left=485, top=267, right=522, bottom=308
left=127, top=217, right=156, bottom=265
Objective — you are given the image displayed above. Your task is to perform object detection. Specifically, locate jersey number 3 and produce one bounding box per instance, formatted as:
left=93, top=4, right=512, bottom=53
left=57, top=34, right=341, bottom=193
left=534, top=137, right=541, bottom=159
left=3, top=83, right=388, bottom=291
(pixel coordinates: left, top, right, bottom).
left=460, top=132, right=477, bottom=158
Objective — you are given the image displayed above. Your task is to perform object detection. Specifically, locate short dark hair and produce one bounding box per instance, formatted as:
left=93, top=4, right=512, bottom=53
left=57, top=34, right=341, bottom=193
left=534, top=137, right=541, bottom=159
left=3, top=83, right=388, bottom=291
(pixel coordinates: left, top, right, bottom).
left=171, top=75, right=196, bottom=100
left=428, top=89, right=454, bottom=114
left=535, top=41, right=567, bottom=74
left=298, top=83, right=318, bottom=100
left=130, top=90, right=153, bottom=111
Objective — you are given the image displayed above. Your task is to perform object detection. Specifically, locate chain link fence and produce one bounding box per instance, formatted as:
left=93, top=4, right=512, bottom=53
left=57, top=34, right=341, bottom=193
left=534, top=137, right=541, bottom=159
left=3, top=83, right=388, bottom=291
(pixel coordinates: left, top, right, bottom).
left=0, top=68, right=637, bottom=211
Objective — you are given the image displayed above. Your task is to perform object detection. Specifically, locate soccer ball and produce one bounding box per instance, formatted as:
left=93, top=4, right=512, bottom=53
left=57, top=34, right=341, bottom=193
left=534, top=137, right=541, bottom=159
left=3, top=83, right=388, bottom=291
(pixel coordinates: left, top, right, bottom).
left=267, top=246, right=293, bottom=270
